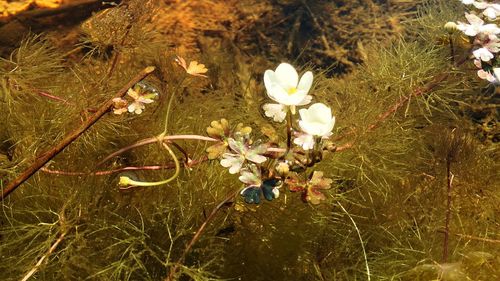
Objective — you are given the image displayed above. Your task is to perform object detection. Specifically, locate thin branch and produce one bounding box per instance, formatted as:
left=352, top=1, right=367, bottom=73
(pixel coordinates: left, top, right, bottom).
left=165, top=190, right=238, bottom=281
left=97, top=135, right=218, bottom=166
left=1, top=66, right=156, bottom=200
left=40, top=157, right=208, bottom=176
left=20, top=230, right=68, bottom=281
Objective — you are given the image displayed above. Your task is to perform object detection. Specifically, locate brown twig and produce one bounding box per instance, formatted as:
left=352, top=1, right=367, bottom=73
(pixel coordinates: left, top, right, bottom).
left=20, top=230, right=68, bottom=281
left=97, top=135, right=218, bottom=166
left=165, top=190, right=238, bottom=281
left=1, top=66, right=156, bottom=200
left=40, top=156, right=209, bottom=176
left=37, top=91, right=72, bottom=105
left=334, top=57, right=469, bottom=144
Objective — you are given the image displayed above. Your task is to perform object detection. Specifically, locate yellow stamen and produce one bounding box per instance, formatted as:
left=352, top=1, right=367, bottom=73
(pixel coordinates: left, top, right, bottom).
left=287, top=87, right=297, bottom=95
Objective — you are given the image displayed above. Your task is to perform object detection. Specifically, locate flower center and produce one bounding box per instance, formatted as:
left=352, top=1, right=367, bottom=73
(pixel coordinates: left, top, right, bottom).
left=287, top=87, right=297, bottom=95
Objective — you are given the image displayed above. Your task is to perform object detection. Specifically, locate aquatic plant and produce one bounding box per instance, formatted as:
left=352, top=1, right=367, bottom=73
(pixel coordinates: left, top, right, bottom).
left=1, top=0, right=499, bottom=281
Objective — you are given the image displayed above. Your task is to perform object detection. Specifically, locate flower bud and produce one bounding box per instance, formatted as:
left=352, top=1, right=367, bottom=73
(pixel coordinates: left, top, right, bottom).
left=444, top=22, right=458, bottom=32
left=275, top=161, right=290, bottom=177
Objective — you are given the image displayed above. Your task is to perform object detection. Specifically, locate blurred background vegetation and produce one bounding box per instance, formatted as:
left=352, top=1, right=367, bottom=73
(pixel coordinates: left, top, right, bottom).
left=0, top=0, right=498, bottom=280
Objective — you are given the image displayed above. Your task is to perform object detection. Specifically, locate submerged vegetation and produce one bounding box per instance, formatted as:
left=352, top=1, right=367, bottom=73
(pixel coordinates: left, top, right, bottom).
left=0, top=0, right=499, bottom=280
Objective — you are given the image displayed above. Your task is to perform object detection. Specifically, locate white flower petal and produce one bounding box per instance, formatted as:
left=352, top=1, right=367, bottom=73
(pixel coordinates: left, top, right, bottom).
left=246, top=153, right=267, bottom=164
left=263, top=70, right=276, bottom=97
left=227, top=138, right=243, bottom=154
left=229, top=162, right=243, bottom=174
left=274, top=63, right=299, bottom=89
left=272, top=187, right=280, bottom=198
left=293, top=133, right=315, bottom=150
left=297, top=95, right=313, bottom=106
left=263, top=103, right=287, bottom=122
left=128, top=102, right=145, bottom=114
left=465, top=13, right=483, bottom=26
left=268, top=84, right=292, bottom=104
left=298, top=103, right=335, bottom=136
left=473, top=47, right=494, bottom=61
left=297, top=71, right=313, bottom=94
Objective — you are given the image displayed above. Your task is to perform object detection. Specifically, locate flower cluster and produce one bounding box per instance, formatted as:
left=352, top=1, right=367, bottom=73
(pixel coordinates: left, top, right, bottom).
left=112, top=82, right=158, bottom=115
left=451, top=1, right=500, bottom=83
left=208, top=63, right=336, bottom=205
left=263, top=63, right=336, bottom=151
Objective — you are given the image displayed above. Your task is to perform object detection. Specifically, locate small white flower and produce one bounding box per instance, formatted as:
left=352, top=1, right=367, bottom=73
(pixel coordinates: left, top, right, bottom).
left=473, top=47, right=495, bottom=61
left=127, top=88, right=154, bottom=114
left=263, top=103, right=287, bottom=122
left=238, top=165, right=262, bottom=187
left=473, top=2, right=500, bottom=20
left=477, top=69, right=497, bottom=82
left=112, top=98, right=128, bottom=115
left=220, top=154, right=245, bottom=174
left=457, top=13, right=500, bottom=37
left=220, top=138, right=267, bottom=174
left=298, top=103, right=336, bottom=137
left=293, top=132, right=315, bottom=150
left=264, top=63, right=313, bottom=114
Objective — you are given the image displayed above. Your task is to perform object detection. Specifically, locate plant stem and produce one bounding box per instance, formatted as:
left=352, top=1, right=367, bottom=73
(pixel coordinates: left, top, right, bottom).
left=162, top=76, right=186, bottom=136
left=338, top=202, right=371, bottom=281
left=118, top=142, right=180, bottom=189
left=448, top=34, right=455, bottom=64
left=1, top=66, right=156, bottom=200
left=21, top=230, right=68, bottom=281
left=286, top=110, right=293, bottom=154
left=98, top=135, right=218, bottom=166
left=443, top=159, right=455, bottom=263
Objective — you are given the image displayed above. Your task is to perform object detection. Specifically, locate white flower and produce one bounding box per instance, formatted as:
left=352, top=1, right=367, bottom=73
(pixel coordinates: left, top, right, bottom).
left=293, top=132, right=315, bottom=150
left=473, top=47, right=495, bottom=61
left=127, top=88, right=154, bottom=114
left=263, top=103, right=287, bottom=122
left=479, top=67, right=500, bottom=84
left=298, top=103, right=336, bottom=137
left=456, top=13, right=500, bottom=36
left=473, top=2, right=500, bottom=20
left=477, top=69, right=497, bottom=82
left=220, top=154, right=245, bottom=174
left=238, top=165, right=262, bottom=187
left=263, top=63, right=313, bottom=114
left=220, top=138, right=267, bottom=174
left=459, top=0, right=475, bottom=5
left=112, top=98, right=128, bottom=115
left=472, top=35, right=500, bottom=61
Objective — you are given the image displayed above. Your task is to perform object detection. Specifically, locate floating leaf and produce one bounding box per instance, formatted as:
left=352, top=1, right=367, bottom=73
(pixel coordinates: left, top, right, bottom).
left=206, top=118, right=230, bottom=139
left=186, top=61, right=208, bottom=77
left=305, top=171, right=333, bottom=205
left=241, top=187, right=261, bottom=204
left=175, top=55, right=208, bottom=77
left=285, top=173, right=305, bottom=193
left=206, top=142, right=228, bottom=160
